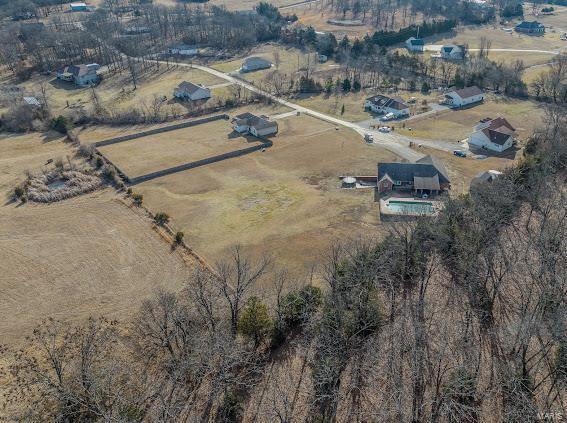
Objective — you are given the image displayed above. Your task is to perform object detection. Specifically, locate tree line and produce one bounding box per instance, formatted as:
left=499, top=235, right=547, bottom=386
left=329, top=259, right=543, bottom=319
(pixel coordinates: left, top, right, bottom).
left=2, top=105, right=566, bottom=421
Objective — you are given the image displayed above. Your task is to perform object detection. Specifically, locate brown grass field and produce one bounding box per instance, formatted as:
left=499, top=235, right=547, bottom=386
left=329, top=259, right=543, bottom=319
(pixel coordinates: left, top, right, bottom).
left=396, top=95, right=544, bottom=142
left=3, top=65, right=226, bottom=117
left=125, top=114, right=400, bottom=276
left=0, top=133, right=195, bottom=346
left=98, top=119, right=264, bottom=178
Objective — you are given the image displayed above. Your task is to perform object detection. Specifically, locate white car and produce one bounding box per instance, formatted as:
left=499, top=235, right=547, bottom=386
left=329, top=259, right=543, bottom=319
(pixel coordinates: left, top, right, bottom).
left=380, top=113, right=395, bottom=121
left=378, top=126, right=391, bottom=133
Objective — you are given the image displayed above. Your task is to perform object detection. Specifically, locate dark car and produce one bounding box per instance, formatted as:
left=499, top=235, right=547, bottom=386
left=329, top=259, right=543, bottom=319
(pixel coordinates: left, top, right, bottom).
left=453, top=150, right=467, bottom=157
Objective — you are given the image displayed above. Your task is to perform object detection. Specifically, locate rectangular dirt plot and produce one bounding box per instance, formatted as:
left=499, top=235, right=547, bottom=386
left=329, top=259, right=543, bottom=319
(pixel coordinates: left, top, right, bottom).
left=97, top=120, right=263, bottom=179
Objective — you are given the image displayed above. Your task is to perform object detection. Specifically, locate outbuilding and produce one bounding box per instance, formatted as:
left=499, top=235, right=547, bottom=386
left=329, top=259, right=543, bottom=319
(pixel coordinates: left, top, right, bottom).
left=241, top=57, right=272, bottom=72
left=406, top=37, right=425, bottom=52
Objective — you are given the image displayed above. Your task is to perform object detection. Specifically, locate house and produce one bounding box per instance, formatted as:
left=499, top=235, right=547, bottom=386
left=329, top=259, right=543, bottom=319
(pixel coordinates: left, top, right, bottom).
left=167, top=45, right=198, bottom=56
left=468, top=117, right=516, bottom=152
left=23, top=96, right=41, bottom=107
left=241, top=57, right=272, bottom=72
left=173, top=82, right=211, bottom=101
left=377, top=155, right=450, bottom=195
left=440, top=44, right=466, bottom=60
left=444, top=86, right=484, bottom=107
left=232, top=113, right=278, bottom=137
left=57, top=64, right=99, bottom=86
left=515, top=21, right=545, bottom=34
left=365, top=95, right=410, bottom=118
left=406, top=37, right=425, bottom=52
left=70, top=2, right=88, bottom=11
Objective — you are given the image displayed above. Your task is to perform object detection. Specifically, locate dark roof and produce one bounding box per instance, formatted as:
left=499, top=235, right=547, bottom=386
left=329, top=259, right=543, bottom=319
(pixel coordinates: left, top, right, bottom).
left=516, top=21, right=544, bottom=29
left=486, top=117, right=515, bottom=133
left=414, top=174, right=440, bottom=190
left=407, top=37, right=424, bottom=46
left=450, top=85, right=484, bottom=99
left=481, top=128, right=512, bottom=145
left=59, top=64, right=93, bottom=77
left=471, top=170, right=502, bottom=185
left=233, top=113, right=277, bottom=130
left=366, top=94, right=409, bottom=110
left=377, top=155, right=450, bottom=185
left=244, top=56, right=272, bottom=66
left=176, top=81, right=207, bottom=94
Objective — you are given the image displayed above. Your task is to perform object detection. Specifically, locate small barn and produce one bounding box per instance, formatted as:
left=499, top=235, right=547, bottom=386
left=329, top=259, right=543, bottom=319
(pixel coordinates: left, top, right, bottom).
left=241, top=57, right=272, bottom=72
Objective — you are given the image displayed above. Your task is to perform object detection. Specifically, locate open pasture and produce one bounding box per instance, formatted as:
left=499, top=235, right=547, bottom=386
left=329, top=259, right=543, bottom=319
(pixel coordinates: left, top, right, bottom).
left=97, top=119, right=264, bottom=179
left=129, top=114, right=400, bottom=276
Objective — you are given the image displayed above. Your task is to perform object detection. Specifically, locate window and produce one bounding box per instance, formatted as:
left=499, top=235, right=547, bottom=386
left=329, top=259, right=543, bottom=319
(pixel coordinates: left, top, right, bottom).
left=394, top=181, right=402, bottom=186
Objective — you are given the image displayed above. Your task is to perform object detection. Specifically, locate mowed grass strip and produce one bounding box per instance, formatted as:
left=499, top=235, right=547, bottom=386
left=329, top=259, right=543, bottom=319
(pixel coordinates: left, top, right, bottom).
left=97, top=119, right=260, bottom=178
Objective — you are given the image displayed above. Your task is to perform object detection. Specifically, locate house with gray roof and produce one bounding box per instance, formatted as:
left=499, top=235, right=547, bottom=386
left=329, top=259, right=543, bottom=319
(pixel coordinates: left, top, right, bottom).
left=232, top=112, right=278, bottom=137
left=241, top=57, right=272, bottom=72
left=365, top=95, right=410, bottom=117
left=174, top=81, right=211, bottom=101
left=440, top=44, right=466, bottom=60
left=515, top=21, right=545, bottom=35
left=406, top=37, right=425, bottom=52
left=57, top=64, right=99, bottom=86
left=377, top=155, right=450, bottom=195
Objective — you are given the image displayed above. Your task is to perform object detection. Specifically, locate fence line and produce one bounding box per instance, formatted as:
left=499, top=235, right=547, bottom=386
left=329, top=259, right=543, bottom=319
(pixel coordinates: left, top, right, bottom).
left=129, top=138, right=273, bottom=185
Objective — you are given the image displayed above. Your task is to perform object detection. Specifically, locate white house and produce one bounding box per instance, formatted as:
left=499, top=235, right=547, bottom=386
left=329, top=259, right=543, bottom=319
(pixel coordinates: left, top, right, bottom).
left=406, top=37, right=425, bottom=52
left=232, top=113, right=278, bottom=137
left=444, top=86, right=484, bottom=107
left=174, top=82, right=211, bottom=101
left=440, top=44, right=466, bottom=60
left=365, top=95, right=410, bottom=117
left=241, top=57, right=272, bottom=72
left=468, top=117, right=516, bottom=152
left=167, top=44, right=198, bottom=56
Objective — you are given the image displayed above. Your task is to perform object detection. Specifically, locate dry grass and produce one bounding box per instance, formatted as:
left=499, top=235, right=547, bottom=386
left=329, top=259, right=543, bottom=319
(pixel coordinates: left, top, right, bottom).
left=397, top=96, right=544, bottom=142
left=130, top=114, right=400, bottom=276
left=76, top=103, right=292, bottom=144
left=211, top=44, right=340, bottom=83
left=9, top=65, right=226, bottom=117
left=430, top=24, right=564, bottom=51
left=423, top=147, right=520, bottom=195
left=98, top=119, right=263, bottom=178
left=0, top=132, right=195, bottom=346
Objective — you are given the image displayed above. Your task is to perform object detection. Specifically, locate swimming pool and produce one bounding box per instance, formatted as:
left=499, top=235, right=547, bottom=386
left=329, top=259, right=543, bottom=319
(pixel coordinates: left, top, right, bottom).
left=385, top=200, right=436, bottom=215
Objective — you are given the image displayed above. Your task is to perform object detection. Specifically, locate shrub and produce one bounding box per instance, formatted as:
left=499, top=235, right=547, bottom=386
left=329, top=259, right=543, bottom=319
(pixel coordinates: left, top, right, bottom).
left=95, top=156, right=104, bottom=169
left=218, top=389, right=243, bottom=423
left=154, top=212, right=170, bottom=226
left=78, top=144, right=95, bottom=158
left=421, top=82, right=431, bottom=94
left=49, top=115, right=68, bottom=134
left=282, top=285, right=322, bottom=328
left=132, top=193, right=143, bottom=206
left=126, top=188, right=133, bottom=196
left=175, top=231, right=184, bottom=244
left=237, top=296, right=273, bottom=348
left=101, top=165, right=116, bottom=182
left=14, top=186, right=25, bottom=200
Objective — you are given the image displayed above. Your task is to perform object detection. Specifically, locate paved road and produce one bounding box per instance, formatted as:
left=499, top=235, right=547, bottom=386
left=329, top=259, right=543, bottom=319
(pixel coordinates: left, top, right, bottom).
left=160, top=62, right=434, bottom=161
left=425, top=45, right=562, bottom=55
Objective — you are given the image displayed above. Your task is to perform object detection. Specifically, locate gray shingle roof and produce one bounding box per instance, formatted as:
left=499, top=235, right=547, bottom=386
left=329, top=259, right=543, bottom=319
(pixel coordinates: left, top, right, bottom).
left=451, top=86, right=484, bottom=99
left=366, top=94, right=409, bottom=110
left=176, top=81, right=206, bottom=95
left=377, top=155, right=450, bottom=185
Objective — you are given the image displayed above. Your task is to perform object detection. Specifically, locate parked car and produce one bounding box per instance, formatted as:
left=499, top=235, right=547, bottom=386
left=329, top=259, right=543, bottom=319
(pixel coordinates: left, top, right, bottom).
left=453, top=150, right=467, bottom=157
left=378, top=126, right=391, bottom=133
left=364, top=133, right=374, bottom=143
left=380, top=113, right=395, bottom=121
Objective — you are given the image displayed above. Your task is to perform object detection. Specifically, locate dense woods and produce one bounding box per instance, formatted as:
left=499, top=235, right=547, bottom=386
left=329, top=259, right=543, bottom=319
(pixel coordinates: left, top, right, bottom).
left=2, top=106, right=566, bottom=421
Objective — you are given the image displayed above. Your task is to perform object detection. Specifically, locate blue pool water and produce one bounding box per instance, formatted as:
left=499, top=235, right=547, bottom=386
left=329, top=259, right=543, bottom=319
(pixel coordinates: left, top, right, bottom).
left=386, top=201, right=435, bottom=215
